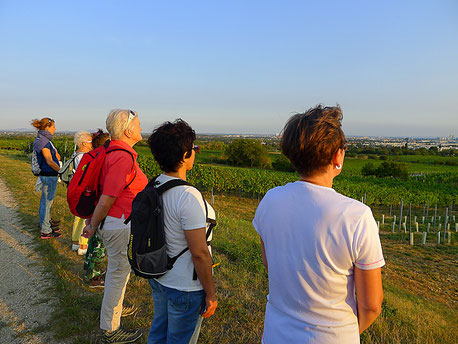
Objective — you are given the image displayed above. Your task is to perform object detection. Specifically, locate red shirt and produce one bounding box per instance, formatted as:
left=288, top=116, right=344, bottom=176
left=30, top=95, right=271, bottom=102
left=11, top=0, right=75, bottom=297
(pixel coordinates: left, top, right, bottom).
left=98, top=140, right=148, bottom=218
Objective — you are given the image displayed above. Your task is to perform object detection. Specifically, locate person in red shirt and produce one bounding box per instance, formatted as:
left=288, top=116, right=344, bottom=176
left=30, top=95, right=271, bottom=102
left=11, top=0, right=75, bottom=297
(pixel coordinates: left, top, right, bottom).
left=82, top=109, right=147, bottom=344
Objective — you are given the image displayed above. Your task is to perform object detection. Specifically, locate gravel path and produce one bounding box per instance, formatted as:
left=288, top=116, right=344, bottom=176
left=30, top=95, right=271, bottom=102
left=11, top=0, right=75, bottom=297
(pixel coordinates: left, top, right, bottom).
left=0, top=178, right=67, bottom=343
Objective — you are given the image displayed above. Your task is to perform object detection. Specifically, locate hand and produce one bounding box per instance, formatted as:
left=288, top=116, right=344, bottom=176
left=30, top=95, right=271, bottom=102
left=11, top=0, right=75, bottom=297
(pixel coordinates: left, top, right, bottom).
left=81, top=224, right=96, bottom=239
left=202, top=297, right=217, bottom=318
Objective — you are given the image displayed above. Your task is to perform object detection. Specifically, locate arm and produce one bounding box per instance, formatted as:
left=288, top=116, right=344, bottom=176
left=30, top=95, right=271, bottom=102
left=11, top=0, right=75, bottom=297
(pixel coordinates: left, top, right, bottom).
left=260, top=237, right=268, bottom=273
left=81, top=194, right=117, bottom=239
left=54, top=148, right=61, bottom=161
left=354, top=267, right=383, bottom=334
left=184, top=228, right=217, bottom=318
left=41, top=148, right=60, bottom=172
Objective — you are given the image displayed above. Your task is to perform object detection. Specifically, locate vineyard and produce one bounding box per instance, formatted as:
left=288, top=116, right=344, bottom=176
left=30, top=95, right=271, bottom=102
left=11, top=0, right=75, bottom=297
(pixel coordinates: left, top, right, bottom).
left=1, top=135, right=457, bottom=207
left=136, top=155, right=457, bottom=207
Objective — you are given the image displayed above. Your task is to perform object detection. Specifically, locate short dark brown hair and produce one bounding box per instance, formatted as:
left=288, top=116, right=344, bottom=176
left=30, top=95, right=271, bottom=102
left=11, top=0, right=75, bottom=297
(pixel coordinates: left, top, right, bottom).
left=92, top=129, right=110, bottom=148
left=148, top=119, right=196, bottom=172
left=281, top=105, right=346, bottom=177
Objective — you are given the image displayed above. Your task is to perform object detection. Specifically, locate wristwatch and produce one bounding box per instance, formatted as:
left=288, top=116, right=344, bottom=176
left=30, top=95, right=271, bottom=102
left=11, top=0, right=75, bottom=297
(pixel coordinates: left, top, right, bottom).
left=89, top=224, right=98, bottom=231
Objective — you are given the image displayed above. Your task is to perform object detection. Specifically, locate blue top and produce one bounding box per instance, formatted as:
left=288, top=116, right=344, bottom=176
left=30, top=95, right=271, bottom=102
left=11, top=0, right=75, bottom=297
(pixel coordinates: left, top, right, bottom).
left=37, top=142, right=59, bottom=176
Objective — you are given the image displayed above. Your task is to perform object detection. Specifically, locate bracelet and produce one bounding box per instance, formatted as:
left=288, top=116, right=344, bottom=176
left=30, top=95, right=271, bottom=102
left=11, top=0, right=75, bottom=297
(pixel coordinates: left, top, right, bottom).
left=89, top=224, right=98, bottom=231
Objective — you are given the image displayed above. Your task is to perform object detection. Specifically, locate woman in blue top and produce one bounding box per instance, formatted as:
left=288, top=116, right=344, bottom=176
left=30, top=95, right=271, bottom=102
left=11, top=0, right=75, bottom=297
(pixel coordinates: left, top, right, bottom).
left=32, top=117, right=62, bottom=239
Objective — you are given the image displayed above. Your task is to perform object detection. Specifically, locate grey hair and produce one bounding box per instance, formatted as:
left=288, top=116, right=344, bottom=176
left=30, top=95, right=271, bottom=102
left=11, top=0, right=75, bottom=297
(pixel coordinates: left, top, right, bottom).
left=106, top=109, right=137, bottom=140
left=73, top=131, right=92, bottom=148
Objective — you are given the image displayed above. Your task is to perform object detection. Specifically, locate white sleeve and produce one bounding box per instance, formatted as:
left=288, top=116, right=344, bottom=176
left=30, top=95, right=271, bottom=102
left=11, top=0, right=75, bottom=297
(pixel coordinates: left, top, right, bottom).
left=179, top=187, right=207, bottom=230
left=252, top=206, right=262, bottom=237
left=73, top=154, right=83, bottom=171
left=252, top=190, right=270, bottom=238
left=353, top=208, right=385, bottom=270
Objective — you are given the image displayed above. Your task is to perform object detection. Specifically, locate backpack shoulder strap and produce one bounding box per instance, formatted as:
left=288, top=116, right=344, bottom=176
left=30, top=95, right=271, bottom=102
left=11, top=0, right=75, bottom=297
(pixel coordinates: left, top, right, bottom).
left=105, top=140, right=135, bottom=162
left=156, top=178, right=190, bottom=194
left=105, top=141, right=137, bottom=189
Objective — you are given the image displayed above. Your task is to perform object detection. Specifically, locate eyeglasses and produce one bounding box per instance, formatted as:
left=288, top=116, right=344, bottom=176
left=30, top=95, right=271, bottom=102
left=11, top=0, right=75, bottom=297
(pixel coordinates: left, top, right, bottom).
left=192, top=145, right=200, bottom=154
left=124, top=110, right=137, bottom=130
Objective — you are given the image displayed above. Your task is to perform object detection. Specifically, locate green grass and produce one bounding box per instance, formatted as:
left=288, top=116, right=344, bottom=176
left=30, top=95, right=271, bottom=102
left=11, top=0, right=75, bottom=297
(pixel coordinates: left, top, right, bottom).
left=341, top=157, right=458, bottom=175
left=0, top=148, right=457, bottom=343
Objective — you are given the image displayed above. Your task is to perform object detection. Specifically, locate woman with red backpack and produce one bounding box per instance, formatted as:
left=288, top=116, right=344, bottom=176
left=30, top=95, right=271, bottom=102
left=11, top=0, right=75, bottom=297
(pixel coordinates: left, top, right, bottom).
left=81, top=110, right=148, bottom=344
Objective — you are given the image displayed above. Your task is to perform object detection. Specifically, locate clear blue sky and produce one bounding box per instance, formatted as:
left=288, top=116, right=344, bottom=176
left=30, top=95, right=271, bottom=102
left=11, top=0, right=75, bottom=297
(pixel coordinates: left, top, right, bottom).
left=1, top=0, right=457, bottom=137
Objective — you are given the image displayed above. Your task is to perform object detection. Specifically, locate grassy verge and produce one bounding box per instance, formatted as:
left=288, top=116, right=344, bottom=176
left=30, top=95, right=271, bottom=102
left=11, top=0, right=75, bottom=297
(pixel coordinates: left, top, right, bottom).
left=0, top=149, right=457, bottom=343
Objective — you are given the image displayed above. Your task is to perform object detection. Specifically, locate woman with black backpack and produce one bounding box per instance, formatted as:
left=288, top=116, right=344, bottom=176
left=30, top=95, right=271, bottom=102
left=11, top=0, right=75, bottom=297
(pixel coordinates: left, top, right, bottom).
left=146, top=119, right=217, bottom=344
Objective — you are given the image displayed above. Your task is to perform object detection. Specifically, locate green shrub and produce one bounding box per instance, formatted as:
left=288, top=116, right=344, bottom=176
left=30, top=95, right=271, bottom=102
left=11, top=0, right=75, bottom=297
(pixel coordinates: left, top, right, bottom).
left=361, top=161, right=409, bottom=181
left=272, top=154, right=295, bottom=172
left=225, top=139, right=271, bottom=169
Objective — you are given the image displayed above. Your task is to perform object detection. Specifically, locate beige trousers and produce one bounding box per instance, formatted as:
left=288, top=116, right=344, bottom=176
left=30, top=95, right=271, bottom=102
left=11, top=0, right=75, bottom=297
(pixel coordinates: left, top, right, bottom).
left=98, top=227, right=131, bottom=332
left=71, top=216, right=88, bottom=246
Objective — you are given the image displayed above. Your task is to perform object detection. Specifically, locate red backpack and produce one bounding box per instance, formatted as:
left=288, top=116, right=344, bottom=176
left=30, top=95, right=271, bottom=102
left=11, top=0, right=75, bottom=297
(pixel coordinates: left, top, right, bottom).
left=67, top=140, right=135, bottom=218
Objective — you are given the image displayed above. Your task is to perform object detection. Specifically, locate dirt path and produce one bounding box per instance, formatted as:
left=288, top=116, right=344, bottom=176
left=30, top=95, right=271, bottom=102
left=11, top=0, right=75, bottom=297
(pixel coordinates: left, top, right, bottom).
left=0, top=178, right=68, bottom=343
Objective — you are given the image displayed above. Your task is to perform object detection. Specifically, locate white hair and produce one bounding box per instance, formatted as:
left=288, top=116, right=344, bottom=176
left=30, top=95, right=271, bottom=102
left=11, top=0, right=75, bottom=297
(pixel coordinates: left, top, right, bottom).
left=106, top=109, right=137, bottom=140
left=73, top=131, right=91, bottom=148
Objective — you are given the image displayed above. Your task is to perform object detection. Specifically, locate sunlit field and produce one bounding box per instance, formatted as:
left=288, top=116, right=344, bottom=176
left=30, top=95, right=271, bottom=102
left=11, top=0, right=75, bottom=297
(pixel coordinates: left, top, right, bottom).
left=0, top=138, right=456, bottom=343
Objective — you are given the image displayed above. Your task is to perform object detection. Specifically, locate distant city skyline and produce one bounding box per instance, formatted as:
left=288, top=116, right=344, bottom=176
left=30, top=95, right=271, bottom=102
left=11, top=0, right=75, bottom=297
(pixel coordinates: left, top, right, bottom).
left=1, top=1, right=457, bottom=137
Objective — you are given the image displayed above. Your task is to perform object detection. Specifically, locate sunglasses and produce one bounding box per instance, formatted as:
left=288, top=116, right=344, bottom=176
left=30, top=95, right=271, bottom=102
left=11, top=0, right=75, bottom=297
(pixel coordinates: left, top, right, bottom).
left=124, top=110, right=137, bottom=130
left=192, top=145, right=200, bottom=154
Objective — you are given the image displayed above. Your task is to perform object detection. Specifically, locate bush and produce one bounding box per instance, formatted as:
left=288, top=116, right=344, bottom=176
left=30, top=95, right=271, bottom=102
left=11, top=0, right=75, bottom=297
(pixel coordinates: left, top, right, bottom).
left=225, top=139, right=271, bottom=168
left=272, top=154, right=295, bottom=172
left=361, top=162, right=376, bottom=176
left=361, top=161, right=409, bottom=180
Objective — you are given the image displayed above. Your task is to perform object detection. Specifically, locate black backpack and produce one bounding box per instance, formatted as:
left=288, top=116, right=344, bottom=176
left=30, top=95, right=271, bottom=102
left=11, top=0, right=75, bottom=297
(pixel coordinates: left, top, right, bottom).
left=126, top=176, right=216, bottom=279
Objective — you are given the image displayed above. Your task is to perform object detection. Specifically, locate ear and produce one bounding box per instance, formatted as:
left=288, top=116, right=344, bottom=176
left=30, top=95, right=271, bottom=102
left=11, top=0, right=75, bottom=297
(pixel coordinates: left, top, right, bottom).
left=182, top=151, right=189, bottom=162
left=332, top=149, right=345, bottom=167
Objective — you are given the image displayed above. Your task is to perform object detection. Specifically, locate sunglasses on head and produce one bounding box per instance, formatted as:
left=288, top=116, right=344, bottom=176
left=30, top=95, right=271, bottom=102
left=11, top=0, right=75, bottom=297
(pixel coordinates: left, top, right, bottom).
left=124, top=110, right=137, bottom=130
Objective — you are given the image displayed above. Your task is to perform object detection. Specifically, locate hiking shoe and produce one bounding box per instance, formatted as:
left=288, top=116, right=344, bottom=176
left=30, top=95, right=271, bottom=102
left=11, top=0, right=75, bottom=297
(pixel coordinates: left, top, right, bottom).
left=102, top=327, right=142, bottom=343
left=41, top=231, right=62, bottom=239
left=89, top=275, right=105, bottom=288
left=78, top=244, right=88, bottom=256
left=121, top=305, right=138, bottom=317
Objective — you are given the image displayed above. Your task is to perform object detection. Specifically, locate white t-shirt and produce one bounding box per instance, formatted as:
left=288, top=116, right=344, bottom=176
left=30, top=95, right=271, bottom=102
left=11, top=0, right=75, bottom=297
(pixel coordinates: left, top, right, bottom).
left=71, top=151, right=85, bottom=171
left=154, top=174, right=215, bottom=292
left=253, top=181, right=385, bottom=344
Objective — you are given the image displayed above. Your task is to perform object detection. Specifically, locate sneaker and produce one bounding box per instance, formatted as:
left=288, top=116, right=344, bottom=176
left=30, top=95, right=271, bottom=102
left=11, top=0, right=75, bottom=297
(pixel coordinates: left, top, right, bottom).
left=121, top=305, right=138, bottom=317
left=52, top=227, right=61, bottom=233
left=72, top=244, right=79, bottom=251
left=49, top=219, right=60, bottom=226
left=41, top=231, right=62, bottom=239
left=89, top=275, right=105, bottom=288
left=102, top=327, right=142, bottom=344
left=78, top=244, right=88, bottom=256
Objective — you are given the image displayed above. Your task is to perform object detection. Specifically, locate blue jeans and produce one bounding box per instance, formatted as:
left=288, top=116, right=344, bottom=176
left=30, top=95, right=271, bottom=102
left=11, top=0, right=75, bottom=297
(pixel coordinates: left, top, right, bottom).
left=39, top=176, right=57, bottom=234
left=148, top=279, right=205, bottom=344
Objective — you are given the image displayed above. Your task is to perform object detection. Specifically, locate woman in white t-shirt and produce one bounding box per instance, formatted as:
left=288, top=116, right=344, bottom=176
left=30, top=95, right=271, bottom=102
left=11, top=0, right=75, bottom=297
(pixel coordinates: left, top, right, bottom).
left=70, top=131, right=93, bottom=254
left=146, top=119, right=217, bottom=344
left=253, top=105, right=384, bottom=343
